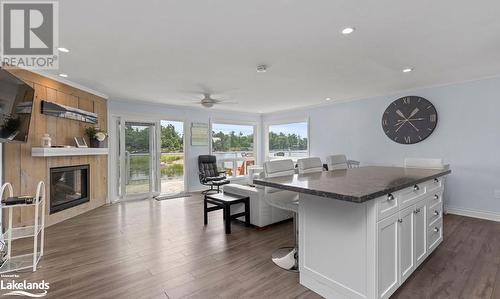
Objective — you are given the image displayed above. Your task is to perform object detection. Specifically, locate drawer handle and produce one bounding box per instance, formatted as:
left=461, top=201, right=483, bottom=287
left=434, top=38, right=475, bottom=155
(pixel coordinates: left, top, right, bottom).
left=387, top=194, right=395, bottom=201
left=434, top=194, right=439, bottom=200
left=434, top=210, right=440, bottom=216
left=433, top=227, right=440, bottom=233
left=398, top=219, right=403, bottom=223
left=434, top=178, right=440, bottom=183
left=414, top=208, right=421, bottom=214
left=414, top=185, right=420, bottom=191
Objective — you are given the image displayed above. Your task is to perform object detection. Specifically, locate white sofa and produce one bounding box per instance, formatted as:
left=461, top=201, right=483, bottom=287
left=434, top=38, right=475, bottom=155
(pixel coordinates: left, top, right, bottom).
left=223, top=183, right=292, bottom=228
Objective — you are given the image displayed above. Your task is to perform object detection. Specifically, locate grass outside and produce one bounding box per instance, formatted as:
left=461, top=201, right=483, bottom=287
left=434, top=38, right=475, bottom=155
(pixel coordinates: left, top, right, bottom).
left=128, top=153, right=184, bottom=183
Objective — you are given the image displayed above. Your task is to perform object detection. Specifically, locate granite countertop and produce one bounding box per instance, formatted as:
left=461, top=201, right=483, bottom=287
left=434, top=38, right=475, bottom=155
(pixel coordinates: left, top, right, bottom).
left=253, top=166, right=451, bottom=203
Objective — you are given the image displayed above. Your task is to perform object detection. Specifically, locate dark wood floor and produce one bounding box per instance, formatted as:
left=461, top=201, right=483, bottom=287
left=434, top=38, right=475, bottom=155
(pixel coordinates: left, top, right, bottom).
left=3, top=195, right=500, bottom=299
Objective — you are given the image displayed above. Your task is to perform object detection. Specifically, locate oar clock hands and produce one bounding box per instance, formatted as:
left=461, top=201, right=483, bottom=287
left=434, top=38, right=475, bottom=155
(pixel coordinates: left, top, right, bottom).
left=382, top=96, right=438, bottom=144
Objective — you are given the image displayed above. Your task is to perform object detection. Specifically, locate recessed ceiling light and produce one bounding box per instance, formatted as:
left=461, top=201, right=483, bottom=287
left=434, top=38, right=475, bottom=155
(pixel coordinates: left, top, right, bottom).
left=325, top=97, right=332, bottom=101
left=58, top=73, right=68, bottom=78
left=402, top=68, right=413, bottom=73
left=256, top=65, right=267, bottom=73
left=341, top=27, right=355, bottom=35
left=57, top=47, right=69, bottom=53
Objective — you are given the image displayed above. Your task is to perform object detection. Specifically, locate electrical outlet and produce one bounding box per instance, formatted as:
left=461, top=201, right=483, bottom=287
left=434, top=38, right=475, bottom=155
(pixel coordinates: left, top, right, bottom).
left=495, top=190, right=500, bottom=199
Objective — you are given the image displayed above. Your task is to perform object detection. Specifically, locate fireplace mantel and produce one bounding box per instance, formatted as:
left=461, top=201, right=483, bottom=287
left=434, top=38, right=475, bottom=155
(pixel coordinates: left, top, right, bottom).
left=32, top=147, right=109, bottom=157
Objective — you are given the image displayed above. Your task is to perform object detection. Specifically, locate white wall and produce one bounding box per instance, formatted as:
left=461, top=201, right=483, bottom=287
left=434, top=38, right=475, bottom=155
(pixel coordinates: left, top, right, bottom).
left=263, top=76, right=500, bottom=216
left=107, top=100, right=261, bottom=199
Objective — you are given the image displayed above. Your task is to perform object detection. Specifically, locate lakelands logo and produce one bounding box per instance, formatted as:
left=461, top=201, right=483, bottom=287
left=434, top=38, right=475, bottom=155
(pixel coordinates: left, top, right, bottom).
left=0, top=1, right=59, bottom=69
left=1, top=276, right=49, bottom=297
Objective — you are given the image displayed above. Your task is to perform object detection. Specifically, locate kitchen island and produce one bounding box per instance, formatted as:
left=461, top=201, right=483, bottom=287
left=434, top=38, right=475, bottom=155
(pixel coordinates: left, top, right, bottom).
left=254, top=166, right=451, bottom=299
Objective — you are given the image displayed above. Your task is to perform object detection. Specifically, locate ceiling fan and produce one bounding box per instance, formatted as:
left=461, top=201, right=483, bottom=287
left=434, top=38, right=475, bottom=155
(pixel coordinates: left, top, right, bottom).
left=195, top=93, right=237, bottom=108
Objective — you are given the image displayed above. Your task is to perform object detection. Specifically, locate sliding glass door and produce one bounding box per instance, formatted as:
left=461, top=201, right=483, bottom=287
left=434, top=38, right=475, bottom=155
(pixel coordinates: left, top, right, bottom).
left=115, top=118, right=185, bottom=200
left=159, top=120, right=185, bottom=195
left=118, top=120, right=158, bottom=199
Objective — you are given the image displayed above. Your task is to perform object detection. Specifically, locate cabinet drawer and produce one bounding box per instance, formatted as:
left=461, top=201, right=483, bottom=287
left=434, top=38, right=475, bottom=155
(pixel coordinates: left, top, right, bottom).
left=425, top=177, right=443, bottom=193
left=428, top=189, right=443, bottom=206
left=397, top=183, right=426, bottom=210
left=377, top=193, right=399, bottom=221
left=427, top=218, right=443, bottom=251
left=427, top=202, right=443, bottom=226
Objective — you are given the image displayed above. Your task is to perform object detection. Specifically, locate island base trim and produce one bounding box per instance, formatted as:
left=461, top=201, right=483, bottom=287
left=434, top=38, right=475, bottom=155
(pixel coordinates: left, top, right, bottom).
left=300, top=267, right=368, bottom=299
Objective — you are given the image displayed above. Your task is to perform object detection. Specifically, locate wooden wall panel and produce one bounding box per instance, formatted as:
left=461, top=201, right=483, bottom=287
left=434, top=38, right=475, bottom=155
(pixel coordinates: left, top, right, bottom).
left=3, top=69, right=108, bottom=227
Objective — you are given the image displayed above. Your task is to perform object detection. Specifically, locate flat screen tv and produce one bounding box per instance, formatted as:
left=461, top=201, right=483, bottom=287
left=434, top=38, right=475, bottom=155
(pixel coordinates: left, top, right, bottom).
left=0, top=69, right=34, bottom=143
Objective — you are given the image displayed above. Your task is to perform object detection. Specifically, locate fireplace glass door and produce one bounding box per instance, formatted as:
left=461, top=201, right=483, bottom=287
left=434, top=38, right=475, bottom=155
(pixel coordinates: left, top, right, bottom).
left=50, top=165, right=90, bottom=214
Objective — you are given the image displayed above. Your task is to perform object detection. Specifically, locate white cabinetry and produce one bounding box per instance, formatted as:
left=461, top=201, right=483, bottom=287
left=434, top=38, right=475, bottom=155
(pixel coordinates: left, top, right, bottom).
left=377, top=213, right=399, bottom=299
left=398, top=206, right=415, bottom=284
left=376, top=181, right=444, bottom=299
left=298, top=175, right=447, bottom=299
left=414, top=198, right=428, bottom=267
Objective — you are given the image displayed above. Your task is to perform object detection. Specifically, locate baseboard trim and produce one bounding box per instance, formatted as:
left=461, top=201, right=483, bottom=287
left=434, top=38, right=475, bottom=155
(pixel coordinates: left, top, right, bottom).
left=446, top=206, right=500, bottom=222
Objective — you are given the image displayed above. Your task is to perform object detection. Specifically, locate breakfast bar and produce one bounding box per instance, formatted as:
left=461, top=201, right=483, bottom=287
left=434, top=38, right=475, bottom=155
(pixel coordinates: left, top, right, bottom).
left=254, top=166, right=451, bottom=299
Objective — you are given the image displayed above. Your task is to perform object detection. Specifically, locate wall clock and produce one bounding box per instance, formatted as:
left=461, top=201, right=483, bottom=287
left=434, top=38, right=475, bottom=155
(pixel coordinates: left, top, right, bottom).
left=382, top=96, right=437, bottom=144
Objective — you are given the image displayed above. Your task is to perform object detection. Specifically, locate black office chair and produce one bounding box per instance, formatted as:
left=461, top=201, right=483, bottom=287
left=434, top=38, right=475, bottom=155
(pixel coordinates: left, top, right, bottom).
left=198, top=155, right=230, bottom=194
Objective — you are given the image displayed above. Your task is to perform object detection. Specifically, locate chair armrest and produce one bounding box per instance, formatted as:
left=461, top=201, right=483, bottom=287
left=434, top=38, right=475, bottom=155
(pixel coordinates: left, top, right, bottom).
left=205, top=175, right=227, bottom=182
left=347, top=160, right=360, bottom=167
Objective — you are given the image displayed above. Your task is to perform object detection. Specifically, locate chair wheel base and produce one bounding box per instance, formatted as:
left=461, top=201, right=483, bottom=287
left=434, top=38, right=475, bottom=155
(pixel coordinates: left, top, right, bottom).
left=271, top=247, right=298, bottom=272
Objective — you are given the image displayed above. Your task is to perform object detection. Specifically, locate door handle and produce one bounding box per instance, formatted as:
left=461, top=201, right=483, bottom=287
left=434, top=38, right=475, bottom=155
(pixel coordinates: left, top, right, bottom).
left=398, top=219, right=403, bottom=223
left=387, top=194, right=395, bottom=201
left=434, top=210, right=440, bottom=216
left=433, top=227, right=440, bottom=233
left=413, top=184, right=420, bottom=191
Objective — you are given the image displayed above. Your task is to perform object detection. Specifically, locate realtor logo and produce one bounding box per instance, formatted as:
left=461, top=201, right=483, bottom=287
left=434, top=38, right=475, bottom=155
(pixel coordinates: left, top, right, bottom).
left=1, top=1, right=59, bottom=69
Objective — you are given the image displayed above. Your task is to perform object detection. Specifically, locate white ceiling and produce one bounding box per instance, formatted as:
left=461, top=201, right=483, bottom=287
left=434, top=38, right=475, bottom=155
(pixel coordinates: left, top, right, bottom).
left=50, top=0, right=500, bottom=113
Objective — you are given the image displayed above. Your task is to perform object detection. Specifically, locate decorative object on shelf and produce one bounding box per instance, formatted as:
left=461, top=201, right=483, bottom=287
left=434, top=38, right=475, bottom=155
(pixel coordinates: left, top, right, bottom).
left=41, top=133, right=52, bottom=148
left=84, top=126, right=107, bottom=148
left=41, top=100, right=98, bottom=124
left=1, top=196, right=35, bottom=205
left=191, top=122, right=209, bottom=146
left=382, top=96, right=438, bottom=144
left=74, top=137, right=88, bottom=148
left=0, top=181, right=45, bottom=273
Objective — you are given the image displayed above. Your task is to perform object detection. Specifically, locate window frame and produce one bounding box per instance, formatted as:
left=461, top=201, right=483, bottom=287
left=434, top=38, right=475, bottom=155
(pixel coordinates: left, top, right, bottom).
left=210, top=119, right=259, bottom=179
left=264, top=117, right=310, bottom=162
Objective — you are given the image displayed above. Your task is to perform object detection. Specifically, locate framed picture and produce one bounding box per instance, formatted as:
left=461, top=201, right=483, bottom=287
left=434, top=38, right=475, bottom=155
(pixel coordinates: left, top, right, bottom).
left=191, top=122, right=209, bottom=146
left=74, top=137, right=88, bottom=148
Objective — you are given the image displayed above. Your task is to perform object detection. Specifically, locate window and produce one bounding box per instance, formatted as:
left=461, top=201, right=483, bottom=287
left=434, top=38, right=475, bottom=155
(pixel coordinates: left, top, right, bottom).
left=268, top=121, right=308, bottom=161
left=212, top=123, right=255, bottom=178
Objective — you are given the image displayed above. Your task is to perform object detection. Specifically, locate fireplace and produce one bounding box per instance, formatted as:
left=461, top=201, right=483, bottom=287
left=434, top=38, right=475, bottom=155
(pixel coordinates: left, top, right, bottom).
left=50, top=165, right=90, bottom=214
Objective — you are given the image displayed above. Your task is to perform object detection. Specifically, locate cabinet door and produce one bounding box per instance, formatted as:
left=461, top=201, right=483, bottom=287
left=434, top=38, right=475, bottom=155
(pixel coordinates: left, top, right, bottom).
left=377, top=213, right=400, bottom=299
left=414, top=199, right=427, bottom=267
left=398, top=206, right=415, bottom=284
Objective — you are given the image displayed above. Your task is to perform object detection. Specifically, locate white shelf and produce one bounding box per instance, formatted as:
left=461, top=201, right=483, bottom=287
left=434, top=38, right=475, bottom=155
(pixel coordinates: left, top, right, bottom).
left=0, top=252, right=41, bottom=274
left=32, top=147, right=109, bottom=157
left=1, top=198, right=44, bottom=209
left=3, top=225, right=43, bottom=241
left=0, top=182, right=45, bottom=274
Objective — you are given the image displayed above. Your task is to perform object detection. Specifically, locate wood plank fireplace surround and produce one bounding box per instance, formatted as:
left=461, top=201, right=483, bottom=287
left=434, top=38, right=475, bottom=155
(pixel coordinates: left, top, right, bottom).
left=3, top=69, right=108, bottom=227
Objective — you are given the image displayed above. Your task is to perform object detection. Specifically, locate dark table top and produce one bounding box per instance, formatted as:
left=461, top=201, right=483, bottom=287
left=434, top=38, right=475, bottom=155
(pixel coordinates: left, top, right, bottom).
left=253, top=166, right=451, bottom=203
left=206, top=192, right=249, bottom=202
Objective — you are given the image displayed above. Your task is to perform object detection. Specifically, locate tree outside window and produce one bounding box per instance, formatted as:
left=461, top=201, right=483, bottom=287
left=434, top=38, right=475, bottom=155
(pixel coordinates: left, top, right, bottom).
left=211, top=123, right=255, bottom=177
